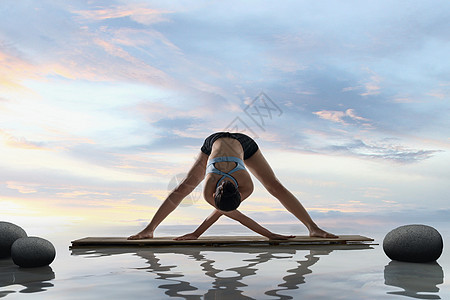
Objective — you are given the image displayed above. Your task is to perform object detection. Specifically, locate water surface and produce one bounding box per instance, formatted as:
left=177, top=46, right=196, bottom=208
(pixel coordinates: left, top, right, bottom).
left=0, top=224, right=448, bottom=299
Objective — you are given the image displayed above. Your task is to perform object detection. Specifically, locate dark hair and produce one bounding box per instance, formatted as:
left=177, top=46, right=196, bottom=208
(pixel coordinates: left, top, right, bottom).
left=214, top=180, right=241, bottom=211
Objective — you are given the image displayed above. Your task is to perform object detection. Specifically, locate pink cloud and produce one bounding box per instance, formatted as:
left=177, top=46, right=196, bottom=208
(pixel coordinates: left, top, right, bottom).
left=313, top=109, right=369, bottom=125
left=6, top=182, right=38, bottom=194
left=73, top=5, right=172, bottom=25
left=360, top=68, right=382, bottom=96
left=342, top=68, right=382, bottom=96
left=0, top=49, right=40, bottom=90
left=1, top=26, right=174, bottom=90
left=0, top=129, right=47, bottom=150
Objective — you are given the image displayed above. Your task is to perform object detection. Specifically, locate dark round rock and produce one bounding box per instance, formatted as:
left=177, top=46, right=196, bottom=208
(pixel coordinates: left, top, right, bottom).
left=0, top=222, right=27, bottom=258
left=11, top=237, right=56, bottom=268
left=383, top=224, right=443, bottom=263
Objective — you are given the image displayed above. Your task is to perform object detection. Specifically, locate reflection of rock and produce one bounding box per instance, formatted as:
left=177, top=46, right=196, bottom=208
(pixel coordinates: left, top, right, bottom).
left=0, top=258, right=55, bottom=296
left=0, top=222, right=27, bottom=258
left=384, top=260, right=444, bottom=299
left=383, top=224, right=443, bottom=263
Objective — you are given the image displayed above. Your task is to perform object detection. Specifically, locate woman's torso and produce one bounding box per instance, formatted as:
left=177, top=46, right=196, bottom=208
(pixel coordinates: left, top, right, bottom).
left=203, top=137, right=254, bottom=202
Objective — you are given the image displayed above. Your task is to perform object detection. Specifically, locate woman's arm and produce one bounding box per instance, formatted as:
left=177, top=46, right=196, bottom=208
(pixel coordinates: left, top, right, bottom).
left=222, top=210, right=295, bottom=239
left=128, top=152, right=208, bottom=240
left=175, top=209, right=294, bottom=240
left=222, top=210, right=271, bottom=237
left=174, top=209, right=223, bottom=240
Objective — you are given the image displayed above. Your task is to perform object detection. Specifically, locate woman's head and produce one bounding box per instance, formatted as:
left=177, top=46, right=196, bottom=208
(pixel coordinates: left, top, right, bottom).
left=214, top=180, right=241, bottom=211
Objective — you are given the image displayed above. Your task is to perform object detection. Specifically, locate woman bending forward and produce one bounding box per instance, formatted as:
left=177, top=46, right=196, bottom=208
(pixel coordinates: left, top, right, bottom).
left=129, top=132, right=337, bottom=240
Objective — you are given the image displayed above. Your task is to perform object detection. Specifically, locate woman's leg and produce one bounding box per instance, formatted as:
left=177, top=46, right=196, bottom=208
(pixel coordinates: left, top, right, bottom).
left=128, top=152, right=209, bottom=240
left=244, top=149, right=337, bottom=238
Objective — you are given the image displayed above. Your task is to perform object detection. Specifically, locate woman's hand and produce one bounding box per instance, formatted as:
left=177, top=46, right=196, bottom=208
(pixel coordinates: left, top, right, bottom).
left=174, top=232, right=199, bottom=240
left=267, top=233, right=296, bottom=240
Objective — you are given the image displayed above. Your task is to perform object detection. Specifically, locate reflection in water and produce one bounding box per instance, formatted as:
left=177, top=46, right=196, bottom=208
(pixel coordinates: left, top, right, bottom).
left=0, top=258, right=55, bottom=298
left=72, top=245, right=372, bottom=300
left=264, top=249, right=332, bottom=299
left=384, top=260, right=444, bottom=299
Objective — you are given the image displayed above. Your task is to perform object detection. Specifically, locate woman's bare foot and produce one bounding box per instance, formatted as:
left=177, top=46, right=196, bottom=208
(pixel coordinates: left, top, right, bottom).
left=309, top=226, right=338, bottom=238
left=127, top=230, right=153, bottom=240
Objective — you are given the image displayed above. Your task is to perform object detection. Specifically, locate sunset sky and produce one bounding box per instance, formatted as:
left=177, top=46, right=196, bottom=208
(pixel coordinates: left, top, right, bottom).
left=1, top=1, right=449, bottom=233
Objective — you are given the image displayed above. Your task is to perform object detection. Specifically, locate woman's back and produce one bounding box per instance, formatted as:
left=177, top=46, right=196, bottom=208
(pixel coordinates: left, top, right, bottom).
left=203, top=137, right=254, bottom=202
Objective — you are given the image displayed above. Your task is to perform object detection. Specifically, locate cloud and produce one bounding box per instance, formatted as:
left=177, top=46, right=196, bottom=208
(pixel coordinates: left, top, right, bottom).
left=56, top=190, right=111, bottom=198
left=72, top=4, right=172, bottom=25
left=310, top=209, right=450, bottom=229
left=313, top=109, right=370, bottom=126
left=107, top=27, right=182, bottom=53
left=0, top=3, right=178, bottom=89
left=0, top=129, right=47, bottom=150
left=360, top=68, right=383, bottom=96
left=324, top=139, right=440, bottom=163
left=358, top=187, right=390, bottom=199
left=427, top=82, right=450, bottom=100
left=62, top=33, right=172, bottom=86
left=0, top=46, right=39, bottom=90
left=341, top=68, right=382, bottom=96
left=6, top=182, right=38, bottom=194
left=272, top=112, right=441, bottom=163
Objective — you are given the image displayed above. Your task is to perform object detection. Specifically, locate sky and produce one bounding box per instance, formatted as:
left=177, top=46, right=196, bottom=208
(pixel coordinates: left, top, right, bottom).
left=0, top=1, right=449, bottom=233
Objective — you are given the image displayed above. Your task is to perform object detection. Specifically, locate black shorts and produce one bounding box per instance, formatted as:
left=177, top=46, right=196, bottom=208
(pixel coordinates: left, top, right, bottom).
left=201, top=132, right=259, bottom=160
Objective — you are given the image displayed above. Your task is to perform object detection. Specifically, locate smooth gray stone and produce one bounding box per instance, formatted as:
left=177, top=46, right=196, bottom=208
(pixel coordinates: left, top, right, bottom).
left=383, top=224, right=443, bottom=263
left=11, top=237, right=56, bottom=268
left=0, top=222, right=27, bottom=258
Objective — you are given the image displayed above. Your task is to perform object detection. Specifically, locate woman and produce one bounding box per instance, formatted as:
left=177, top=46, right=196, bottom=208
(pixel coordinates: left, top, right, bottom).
left=128, top=132, right=337, bottom=240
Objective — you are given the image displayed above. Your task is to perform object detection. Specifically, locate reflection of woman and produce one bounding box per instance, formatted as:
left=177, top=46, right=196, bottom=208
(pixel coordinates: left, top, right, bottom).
left=129, top=132, right=337, bottom=240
